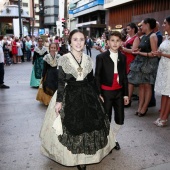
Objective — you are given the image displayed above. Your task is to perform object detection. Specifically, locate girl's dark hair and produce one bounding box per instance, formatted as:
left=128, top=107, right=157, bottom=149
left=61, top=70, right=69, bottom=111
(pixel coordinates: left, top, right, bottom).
left=49, top=43, right=58, bottom=51
left=38, top=38, right=43, bottom=42
left=108, top=31, right=122, bottom=40
left=143, top=18, right=156, bottom=29
left=165, top=16, right=170, bottom=24
left=55, top=36, right=59, bottom=40
left=68, top=29, right=85, bottom=44
left=127, top=22, right=138, bottom=34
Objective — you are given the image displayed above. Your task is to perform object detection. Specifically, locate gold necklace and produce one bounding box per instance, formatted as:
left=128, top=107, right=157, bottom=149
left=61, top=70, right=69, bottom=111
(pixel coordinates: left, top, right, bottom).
left=70, top=52, right=83, bottom=76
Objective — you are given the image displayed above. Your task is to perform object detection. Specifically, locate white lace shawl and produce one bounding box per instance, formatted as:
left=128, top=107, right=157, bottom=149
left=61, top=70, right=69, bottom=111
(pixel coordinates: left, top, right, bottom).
left=34, top=46, right=47, bottom=55
left=58, top=52, right=93, bottom=80
left=43, top=53, right=60, bottom=67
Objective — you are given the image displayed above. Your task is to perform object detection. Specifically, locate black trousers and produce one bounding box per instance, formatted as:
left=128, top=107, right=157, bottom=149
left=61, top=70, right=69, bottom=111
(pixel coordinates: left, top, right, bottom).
left=102, top=89, right=124, bottom=125
left=86, top=46, right=91, bottom=57
left=0, top=63, right=4, bottom=85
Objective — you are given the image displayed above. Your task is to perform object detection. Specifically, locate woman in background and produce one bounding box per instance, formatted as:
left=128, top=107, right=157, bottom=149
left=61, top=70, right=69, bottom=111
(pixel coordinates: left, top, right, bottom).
left=11, top=37, right=18, bottom=64
left=36, top=43, right=60, bottom=105
left=30, top=38, right=48, bottom=87
left=121, top=23, right=138, bottom=107
left=128, top=18, right=158, bottom=117
left=16, top=38, right=23, bottom=63
left=153, top=16, right=170, bottom=127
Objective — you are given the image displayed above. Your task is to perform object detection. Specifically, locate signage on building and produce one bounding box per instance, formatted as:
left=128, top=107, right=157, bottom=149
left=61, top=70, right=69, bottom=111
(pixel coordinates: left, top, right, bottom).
left=76, top=20, right=97, bottom=27
left=39, top=29, right=45, bottom=35
left=77, top=0, right=91, bottom=8
left=72, top=0, right=104, bottom=14
left=115, top=25, right=122, bottom=28
left=72, top=0, right=81, bottom=3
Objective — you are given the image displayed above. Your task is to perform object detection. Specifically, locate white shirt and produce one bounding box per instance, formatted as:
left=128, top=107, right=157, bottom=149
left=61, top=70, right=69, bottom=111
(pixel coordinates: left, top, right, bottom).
left=109, top=50, right=118, bottom=73
left=109, top=50, right=128, bottom=99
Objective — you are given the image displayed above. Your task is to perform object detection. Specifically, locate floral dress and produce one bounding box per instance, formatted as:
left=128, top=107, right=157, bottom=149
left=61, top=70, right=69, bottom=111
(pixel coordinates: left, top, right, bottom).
left=154, top=35, right=170, bottom=96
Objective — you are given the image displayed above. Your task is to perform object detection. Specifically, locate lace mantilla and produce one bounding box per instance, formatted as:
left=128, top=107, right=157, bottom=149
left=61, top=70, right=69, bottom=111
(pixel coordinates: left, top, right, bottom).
left=34, top=46, right=47, bottom=55
left=43, top=53, right=60, bottom=67
left=58, top=52, right=93, bottom=79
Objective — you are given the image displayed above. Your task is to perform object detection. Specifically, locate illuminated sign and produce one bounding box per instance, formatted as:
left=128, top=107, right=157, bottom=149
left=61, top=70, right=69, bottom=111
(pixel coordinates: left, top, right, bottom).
left=115, top=25, right=122, bottom=28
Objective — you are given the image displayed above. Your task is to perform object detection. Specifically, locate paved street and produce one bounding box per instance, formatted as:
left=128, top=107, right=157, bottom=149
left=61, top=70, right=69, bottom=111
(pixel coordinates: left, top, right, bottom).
left=0, top=48, right=170, bottom=170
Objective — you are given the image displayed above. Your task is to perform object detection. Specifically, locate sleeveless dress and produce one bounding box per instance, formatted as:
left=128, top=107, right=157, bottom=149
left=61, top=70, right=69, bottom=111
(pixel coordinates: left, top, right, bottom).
left=11, top=41, right=17, bottom=55
left=123, top=36, right=137, bottom=74
left=40, top=53, right=115, bottom=166
left=128, top=32, right=158, bottom=85
left=154, top=35, right=170, bottom=96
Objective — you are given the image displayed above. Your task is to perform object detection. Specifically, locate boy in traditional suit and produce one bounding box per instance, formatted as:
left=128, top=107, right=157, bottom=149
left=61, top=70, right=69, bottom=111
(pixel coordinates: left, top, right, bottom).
left=95, top=31, right=129, bottom=150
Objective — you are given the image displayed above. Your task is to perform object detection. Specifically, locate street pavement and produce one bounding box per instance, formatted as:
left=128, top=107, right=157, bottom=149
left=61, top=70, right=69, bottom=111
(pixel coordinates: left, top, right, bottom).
left=0, top=48, right=170, bottom=170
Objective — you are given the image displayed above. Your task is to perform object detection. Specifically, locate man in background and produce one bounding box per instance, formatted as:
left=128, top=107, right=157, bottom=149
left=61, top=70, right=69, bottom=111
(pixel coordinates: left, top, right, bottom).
left=0, top=41, right=10, bottom=89
left=85, top=36, right=93, bottom=57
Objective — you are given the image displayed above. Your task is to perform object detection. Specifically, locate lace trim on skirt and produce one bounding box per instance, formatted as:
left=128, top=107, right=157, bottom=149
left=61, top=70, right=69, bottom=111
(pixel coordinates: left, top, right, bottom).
left=58, top=81, right=110, bottom=155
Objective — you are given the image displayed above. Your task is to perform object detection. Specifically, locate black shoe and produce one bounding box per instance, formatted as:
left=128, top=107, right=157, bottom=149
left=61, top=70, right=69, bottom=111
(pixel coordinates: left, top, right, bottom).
left=138, top=108, right=148, bottom=117
left=0, top=84, right=10, bottom=89
left=77, top=165, right=86, bottom=170
left=114, top=142, right=120, bottom=150
left=135, top=111, right=139, bottom=116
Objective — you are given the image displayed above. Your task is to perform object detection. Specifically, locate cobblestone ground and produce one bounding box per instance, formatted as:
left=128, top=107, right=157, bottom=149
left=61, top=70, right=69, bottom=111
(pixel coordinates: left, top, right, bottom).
left=0, top=49, right=170, bottom=170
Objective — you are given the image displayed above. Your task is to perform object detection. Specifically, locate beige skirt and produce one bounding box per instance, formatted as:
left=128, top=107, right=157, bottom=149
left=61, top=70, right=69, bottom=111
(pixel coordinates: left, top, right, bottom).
left=39, top=91, right=115, bottom=166
left=36, top=84, right=52, bottom=106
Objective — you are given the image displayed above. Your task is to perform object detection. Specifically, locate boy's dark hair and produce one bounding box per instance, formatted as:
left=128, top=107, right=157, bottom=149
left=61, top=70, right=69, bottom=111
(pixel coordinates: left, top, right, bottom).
left=108, top=31, right=122, bottom=40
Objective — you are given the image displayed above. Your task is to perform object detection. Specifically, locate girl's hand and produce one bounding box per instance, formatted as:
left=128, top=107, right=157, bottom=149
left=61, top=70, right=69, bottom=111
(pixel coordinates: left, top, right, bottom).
left=55, top=102, right=62, bottom=117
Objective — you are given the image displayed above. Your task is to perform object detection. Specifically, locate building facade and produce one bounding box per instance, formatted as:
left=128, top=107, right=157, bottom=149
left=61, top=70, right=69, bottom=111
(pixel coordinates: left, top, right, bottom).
left=69, top=0, right=106, bottom=38
left=38, top=0, right=59, bottom=35
left=104, top=0, right=170, bottom=33
left=0, top=0, right=40, bottom=36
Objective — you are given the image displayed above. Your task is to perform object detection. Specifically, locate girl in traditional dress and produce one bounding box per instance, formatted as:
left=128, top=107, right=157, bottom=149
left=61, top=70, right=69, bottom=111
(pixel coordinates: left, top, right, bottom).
left=40, top=30, right=115, bottom=170
left=36, top=43, right=60, bottom=105
left=30, top=38, right=48, bottom=87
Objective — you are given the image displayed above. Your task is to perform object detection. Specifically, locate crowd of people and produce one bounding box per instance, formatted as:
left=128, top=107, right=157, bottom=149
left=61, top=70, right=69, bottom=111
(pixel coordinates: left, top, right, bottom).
left=0, top=15, right=170, bottom=170
left=90, top=17, right=170, bottom=128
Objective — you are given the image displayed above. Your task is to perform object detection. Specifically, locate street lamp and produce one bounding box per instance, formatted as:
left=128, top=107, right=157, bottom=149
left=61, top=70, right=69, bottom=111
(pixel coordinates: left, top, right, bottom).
left=18, top=0, right=22, bottom=38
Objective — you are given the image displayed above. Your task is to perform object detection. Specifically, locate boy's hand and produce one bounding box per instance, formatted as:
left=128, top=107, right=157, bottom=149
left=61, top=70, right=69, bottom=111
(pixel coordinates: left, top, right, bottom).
left=124, top=97, right=129, bottom=105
